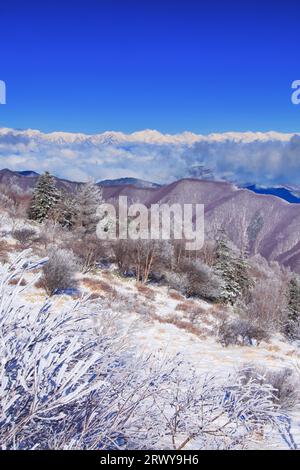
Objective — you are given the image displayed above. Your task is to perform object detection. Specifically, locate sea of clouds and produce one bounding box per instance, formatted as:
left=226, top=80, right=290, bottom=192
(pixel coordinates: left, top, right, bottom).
left=0, top=128, right=300, bottom=186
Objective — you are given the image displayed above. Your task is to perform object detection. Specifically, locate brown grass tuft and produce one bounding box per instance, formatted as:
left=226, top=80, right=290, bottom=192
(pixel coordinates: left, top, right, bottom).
left=9, top=277, right=27, bottom=286
left=0, top=240, right=11, bottom=263
left=151, top=313, right=210, bottom=339
left=135, top=283, right=156, bottom=300
left=175, top=301, right=197, bottom=313
left=82, top=277, right=117, bottom=298
left=169, top=291, right=185, bottom=302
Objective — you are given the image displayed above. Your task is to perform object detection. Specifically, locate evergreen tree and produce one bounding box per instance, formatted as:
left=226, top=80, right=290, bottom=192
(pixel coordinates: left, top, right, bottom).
left=286, top=277, right=300, bottom=339
left=234, top=253, right=253, bottom=295
left=75, top=181, right=103, bottom=235
left=214, top=233, right=250, bottom=304
left=48, top=193, right=78, bottom=229
left=28, top=172, right=61, bottom=222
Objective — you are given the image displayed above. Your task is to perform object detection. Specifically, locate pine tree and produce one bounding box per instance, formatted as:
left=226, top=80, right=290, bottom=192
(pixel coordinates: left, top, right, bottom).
left=215, top=236, right=240, bottom=304
left=28, top=172, right=61, bottom=222
left=214, top=233, right=250, bottom=304
left=286, top=277, right=300, bottom=339
left=234, top=252, right=253, bottom=295
left=74, top=181, right=103, bottom=235
left=48, top=193, right=78, bottom=229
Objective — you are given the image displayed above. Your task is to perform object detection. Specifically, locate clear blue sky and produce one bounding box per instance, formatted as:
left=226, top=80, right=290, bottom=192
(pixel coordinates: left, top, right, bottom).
left=0, top=0, right=299, bottom=134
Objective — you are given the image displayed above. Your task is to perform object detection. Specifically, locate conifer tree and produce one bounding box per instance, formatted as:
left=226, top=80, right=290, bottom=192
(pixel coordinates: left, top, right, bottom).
left=286, top=277, right=300, bottom=338
left=75, top=181, right=103, bottom=235
left=48, top=193, right=78, bottom=229
left=28, top=172, right=61, bottom=222
left=234, top=252, right=253, bottom=295
left=214, top=232, right=250, bottom=304
left=215, top=235, right=240, bottom=304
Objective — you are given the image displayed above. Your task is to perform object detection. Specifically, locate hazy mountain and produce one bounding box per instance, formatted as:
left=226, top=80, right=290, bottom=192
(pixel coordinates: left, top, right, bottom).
left=245, top=184, right=300, bottom=204
left=17, top=170, right=40, bottom=177
left=98, top=177, right=161, bottom=189
left=0, top=168, right=81, bottom=193
left=101, top=178, right=300, bottom=274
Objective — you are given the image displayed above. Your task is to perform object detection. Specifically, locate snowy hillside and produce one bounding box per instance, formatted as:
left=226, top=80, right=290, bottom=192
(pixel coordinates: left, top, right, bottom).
left=0, top=234, right=300, bottom=449
left=1, top=175, right=300, bottom=450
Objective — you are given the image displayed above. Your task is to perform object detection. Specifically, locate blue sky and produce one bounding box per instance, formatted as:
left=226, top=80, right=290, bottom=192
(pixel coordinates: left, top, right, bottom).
left=0, top=0, right=299, bottom=134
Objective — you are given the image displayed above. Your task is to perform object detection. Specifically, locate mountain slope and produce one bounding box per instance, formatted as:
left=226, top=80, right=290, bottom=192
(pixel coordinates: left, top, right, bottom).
left=102, top=178, right=300, bottom=274
left=2, top=168, right=300, bottom=273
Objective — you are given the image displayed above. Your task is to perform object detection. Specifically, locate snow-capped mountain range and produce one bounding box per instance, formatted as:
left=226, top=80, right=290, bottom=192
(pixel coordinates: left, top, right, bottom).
left=1, top=126, right=300, bottom=187
left=0, top=127, right=299, bottom=145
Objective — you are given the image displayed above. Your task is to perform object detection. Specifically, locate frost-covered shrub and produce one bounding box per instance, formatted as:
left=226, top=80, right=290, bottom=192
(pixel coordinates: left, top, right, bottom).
left=244, top=277, right=288, bottom=332
left=0, top=255, right=295, bottom=450
left=12, top=228, right=37, bottom=246
left=41, top=247, right=78, bottom=295
left=67, top=235, right=106, bottom=273
left=218, top=318, right=268, bottom=347
left=0, top=254, right=143, bottom=449
left=139, top=363, right=296, bottom=450
left=238, top=365, right=300, bottom=410
left=112, top=239, right=174, bottom=283
left=164, top=271, right=189, bottom=294
left=179, top=260, right=223, bottom=301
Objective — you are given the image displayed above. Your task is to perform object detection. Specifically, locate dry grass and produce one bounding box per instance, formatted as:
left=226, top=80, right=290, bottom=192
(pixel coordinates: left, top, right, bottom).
left=207, top=304, right=228, bottom=322
left=0, top=240, right=11, bottom=263
left=175, top=300, right=198, bottom=313
left=9, top=277, right=27, bottom=286
left=169, top=290, right=185, bottom=302
left=151, top=313, right=210, bottom=339
left=135, top=283, right=156, bottom=300
left=266, top=345, right=281, bottom=353
left=175, top=301, right=207, bottom=317
left=82, top=277, right=117, bottom=298
left=35, top=278, right=44, bottom=289
left=101, top=271, right=115, bottom=281
left=88, top=292, right=102, bottom=300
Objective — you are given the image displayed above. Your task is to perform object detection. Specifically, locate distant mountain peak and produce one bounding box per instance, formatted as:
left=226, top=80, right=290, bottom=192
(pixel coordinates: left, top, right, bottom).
left=98, top=177, right=161, bottom=189
left=245, top=184, right=300, bottom=204
left=17, top=170, right=40, bottom=177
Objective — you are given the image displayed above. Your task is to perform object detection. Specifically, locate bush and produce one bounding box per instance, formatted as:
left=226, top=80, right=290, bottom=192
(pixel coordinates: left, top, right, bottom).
left=239, top=365, right=300, bottom=410
left=12, top=228, right=37, bottom=246
left=243, top=278, right=288, bottom=332
left=40, top=247, right=78, bottom=295
left=218, top=318, right=268, bottom=347
left=112, top=239, right=174, bottom=283
left=180, top=260, right=223, bottom=302
left=68, top=235, right=107, bottom=273
left=164, top=271, right=189, bottom=294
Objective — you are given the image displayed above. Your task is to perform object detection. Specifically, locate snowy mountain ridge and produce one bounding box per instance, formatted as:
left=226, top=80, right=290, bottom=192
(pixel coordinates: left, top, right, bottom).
left=0, top=127, right=299, bottom=145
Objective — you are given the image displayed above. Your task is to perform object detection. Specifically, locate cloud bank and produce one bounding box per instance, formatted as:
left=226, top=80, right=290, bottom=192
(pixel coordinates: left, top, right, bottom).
left=0, top=127, right=300, bottom=186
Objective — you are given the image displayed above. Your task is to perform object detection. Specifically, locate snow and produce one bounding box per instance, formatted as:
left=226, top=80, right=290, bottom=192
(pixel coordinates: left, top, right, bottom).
left=1, top=126, right=299, bottom=146
left=1, top=238, right=300, bottom=449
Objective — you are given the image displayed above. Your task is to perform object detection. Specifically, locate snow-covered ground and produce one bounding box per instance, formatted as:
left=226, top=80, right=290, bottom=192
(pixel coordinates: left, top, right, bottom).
left=15, top=261, right=300, bottom=449
left=1, top=221, right=300, bottom=450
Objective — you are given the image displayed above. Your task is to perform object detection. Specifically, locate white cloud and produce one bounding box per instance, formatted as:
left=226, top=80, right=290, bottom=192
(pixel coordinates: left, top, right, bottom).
left=0, top=127, right=300, bottom=185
